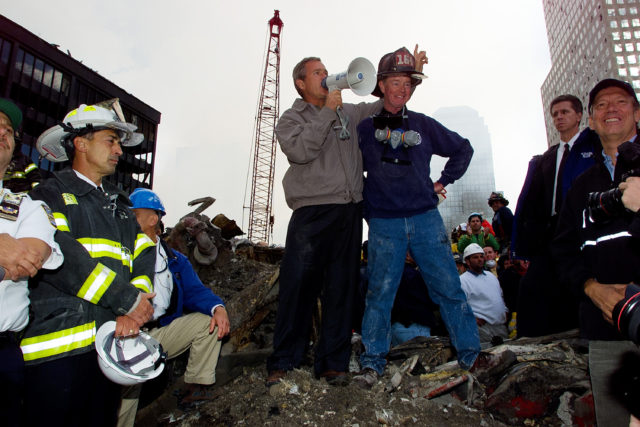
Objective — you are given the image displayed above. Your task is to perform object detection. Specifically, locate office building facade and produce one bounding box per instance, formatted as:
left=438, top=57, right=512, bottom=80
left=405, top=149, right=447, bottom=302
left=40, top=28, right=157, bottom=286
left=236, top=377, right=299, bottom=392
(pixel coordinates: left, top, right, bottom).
left=541, top=0, right=640, bottom=145
left=0, top=14, right=160, bottom=191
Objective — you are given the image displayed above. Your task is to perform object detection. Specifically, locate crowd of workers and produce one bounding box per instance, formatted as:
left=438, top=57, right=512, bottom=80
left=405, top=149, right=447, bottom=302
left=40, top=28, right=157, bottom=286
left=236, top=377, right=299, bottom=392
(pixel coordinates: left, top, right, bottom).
left=1, top=44, right=640, bottom=426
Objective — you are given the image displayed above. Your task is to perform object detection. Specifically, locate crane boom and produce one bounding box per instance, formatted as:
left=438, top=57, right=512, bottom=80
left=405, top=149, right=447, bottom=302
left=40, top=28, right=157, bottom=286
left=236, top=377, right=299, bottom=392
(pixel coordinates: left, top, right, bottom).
left=247, top=10, right=283, bottom=244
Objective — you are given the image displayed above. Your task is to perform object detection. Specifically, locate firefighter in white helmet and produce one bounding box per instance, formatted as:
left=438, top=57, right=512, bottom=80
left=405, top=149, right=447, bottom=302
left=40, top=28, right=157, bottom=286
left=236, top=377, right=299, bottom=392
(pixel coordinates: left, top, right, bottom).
left=20, top=102, right=156, bottom=426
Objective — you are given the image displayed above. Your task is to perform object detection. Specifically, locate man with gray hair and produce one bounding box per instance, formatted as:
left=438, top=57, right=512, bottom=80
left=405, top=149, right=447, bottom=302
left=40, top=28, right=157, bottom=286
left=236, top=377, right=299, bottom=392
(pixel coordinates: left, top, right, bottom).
left=553, top=79, right=640, bottom=425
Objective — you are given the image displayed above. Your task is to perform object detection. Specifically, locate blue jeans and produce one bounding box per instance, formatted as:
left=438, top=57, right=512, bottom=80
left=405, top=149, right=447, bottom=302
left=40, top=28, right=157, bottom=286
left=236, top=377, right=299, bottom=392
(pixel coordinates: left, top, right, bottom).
left=390, top=322, right=431, bottom=346
left=360, top=209, right=480, bottom=374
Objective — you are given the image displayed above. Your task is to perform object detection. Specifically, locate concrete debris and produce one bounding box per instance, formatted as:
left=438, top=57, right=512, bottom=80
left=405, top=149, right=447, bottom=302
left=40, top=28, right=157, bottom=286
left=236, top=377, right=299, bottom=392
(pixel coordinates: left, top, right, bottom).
left=187, top=196, right=215, bottom=215
left=139, top=199, right=596, bottom=426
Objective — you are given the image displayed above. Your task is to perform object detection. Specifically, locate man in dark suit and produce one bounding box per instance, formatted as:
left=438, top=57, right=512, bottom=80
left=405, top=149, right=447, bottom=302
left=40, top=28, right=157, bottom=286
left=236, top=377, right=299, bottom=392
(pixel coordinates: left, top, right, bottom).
left=514, top=94, right=600, bottom=337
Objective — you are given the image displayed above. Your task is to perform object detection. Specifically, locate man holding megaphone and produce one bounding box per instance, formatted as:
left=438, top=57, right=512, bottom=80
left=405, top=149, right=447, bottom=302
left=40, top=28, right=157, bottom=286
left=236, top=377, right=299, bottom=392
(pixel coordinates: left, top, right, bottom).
left=268, top=50, right=425, bottom=387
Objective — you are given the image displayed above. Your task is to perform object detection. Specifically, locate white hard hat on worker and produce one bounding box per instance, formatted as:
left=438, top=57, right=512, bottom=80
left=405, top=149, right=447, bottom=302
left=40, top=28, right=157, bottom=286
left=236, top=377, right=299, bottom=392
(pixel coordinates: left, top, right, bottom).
left=37, top=100, right=143, bottom=163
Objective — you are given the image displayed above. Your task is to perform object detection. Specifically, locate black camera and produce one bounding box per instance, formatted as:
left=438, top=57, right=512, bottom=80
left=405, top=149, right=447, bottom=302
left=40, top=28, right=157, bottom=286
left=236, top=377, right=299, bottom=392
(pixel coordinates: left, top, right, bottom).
left=587, top=141, right=640, bottom=223
left=611, top=283, right=640, bottom=344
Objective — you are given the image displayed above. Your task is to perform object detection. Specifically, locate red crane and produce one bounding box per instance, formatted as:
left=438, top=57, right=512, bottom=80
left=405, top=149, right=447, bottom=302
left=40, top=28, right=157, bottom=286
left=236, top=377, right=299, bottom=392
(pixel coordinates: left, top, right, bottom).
left=246, top=10, right=283, bottom=244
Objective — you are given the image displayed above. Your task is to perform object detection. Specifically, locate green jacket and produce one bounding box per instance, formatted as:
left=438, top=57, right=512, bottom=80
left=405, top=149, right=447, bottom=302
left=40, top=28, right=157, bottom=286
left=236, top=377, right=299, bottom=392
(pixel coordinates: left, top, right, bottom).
left=457, top=232, right=499, bottom=254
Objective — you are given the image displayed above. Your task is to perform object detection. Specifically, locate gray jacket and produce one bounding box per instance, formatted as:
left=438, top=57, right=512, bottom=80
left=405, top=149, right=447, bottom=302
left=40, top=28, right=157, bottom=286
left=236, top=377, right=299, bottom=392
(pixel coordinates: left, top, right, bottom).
left=276, top=98, right=382, bottom=210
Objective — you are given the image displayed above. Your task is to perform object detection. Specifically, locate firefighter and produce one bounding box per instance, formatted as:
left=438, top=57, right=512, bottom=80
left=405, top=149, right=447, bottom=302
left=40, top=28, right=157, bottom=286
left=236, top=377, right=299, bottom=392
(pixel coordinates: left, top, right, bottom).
left=20, top=102, right=156, bottom=426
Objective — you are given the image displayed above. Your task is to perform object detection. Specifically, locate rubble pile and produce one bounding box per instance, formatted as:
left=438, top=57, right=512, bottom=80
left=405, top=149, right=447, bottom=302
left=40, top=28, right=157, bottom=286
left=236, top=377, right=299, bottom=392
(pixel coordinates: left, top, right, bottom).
left=134, top=198, right=596, bottom=426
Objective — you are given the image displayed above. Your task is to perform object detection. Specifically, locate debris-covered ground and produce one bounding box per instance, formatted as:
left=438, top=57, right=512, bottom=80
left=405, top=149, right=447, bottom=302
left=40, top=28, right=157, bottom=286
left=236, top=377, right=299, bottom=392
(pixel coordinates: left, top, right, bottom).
left=131, top=201, right=596, bottom=426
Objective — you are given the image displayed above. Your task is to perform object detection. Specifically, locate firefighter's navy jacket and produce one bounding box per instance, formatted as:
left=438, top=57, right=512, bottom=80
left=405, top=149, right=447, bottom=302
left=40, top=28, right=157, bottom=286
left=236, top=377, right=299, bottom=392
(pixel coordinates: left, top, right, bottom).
left=21, top=167, right=155, bottom=364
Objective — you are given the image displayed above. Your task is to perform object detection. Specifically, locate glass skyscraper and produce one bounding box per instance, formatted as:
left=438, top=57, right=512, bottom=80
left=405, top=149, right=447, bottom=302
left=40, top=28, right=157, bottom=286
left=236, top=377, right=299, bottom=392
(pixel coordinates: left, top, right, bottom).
left=541, top=0, right=640, bottom=146
left=431, top=106, right=497, bottom=235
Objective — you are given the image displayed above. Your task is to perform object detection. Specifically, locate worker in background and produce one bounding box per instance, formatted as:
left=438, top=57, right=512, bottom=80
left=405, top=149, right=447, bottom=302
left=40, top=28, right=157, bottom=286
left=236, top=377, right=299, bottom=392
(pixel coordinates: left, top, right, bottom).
left=0, top=98, right=63, bottom=427
left=21, top=102, right=156, bottom=426
left=118, top=188, right=230, bottom=426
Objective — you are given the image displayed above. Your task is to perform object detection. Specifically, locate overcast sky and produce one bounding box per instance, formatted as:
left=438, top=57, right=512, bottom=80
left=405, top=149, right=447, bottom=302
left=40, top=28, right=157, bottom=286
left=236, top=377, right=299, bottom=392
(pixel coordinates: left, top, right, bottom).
left=4, top=1, right=554, bottom=245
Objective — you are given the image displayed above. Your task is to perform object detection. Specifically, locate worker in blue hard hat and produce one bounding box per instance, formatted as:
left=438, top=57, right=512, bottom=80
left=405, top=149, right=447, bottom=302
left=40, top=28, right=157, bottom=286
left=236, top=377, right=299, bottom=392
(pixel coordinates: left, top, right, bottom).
left=118, top=188, right=230, bottom=425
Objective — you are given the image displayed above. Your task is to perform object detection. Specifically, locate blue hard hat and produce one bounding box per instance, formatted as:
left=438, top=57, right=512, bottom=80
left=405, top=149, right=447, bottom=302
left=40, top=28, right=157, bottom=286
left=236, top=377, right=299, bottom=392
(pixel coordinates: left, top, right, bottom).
left=130, top=188, right=166, bottom=216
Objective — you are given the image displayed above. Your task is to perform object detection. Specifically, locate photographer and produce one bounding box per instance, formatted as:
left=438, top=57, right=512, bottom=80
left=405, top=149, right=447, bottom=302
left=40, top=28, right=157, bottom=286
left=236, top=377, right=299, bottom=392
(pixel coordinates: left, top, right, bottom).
left=552, top=79, right=640, bottom=427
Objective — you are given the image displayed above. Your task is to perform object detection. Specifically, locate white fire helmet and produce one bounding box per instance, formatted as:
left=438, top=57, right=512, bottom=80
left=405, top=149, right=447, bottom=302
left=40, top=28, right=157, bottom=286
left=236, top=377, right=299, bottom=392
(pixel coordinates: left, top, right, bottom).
left=37, top=101, right=144, bottom=162
left=95, top=321, right=166, bottom=386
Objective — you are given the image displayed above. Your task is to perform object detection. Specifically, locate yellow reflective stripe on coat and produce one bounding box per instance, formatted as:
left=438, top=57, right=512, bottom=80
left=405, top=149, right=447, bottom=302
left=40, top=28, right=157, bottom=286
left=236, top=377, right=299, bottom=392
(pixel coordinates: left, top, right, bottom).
left=131, top=275, right=153, bottom=293
left=53, top=212, right=70, bottom=232
left=133, top=233, right=155, bottom=260
left=77, top=237, right=132, bottom=268
left=24, top=163, right=37, bottom=173
left=77, top=263, right=116, bottom=304
left=20, top=322, right=96, bottom=361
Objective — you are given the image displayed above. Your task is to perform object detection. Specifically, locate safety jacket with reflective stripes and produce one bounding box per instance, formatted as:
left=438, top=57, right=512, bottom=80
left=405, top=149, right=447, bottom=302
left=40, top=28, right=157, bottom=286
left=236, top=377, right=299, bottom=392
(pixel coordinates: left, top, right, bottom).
left=553, top=153, right=640, bottom=341
left=21, top=167, right=155, bottom=364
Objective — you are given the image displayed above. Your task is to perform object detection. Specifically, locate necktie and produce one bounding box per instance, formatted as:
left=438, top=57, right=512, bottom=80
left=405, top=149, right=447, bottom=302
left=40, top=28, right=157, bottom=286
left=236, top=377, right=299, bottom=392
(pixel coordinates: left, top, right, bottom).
left=555, top=143, right=569, bottom=214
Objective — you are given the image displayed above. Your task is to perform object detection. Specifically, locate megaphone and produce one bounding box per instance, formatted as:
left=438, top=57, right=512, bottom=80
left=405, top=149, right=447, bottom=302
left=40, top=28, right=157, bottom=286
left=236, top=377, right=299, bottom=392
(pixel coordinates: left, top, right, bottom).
left=321, top=57, right=377, bottom=96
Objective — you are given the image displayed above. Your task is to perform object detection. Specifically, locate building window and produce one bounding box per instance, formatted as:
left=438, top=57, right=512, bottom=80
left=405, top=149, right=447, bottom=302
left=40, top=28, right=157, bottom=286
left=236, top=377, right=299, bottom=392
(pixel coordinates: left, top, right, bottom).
left=633, top=18, right=640, bottom=26
left=616, top=43, right=624, bottom=51
left=622, top=19, right=630, bottom=27
left=60, top=75, right=70, bottom=96
left=33, top=59, right=44, bottom=84
left=619, top=7, right=627, bottom=15
left=22, top=52, right=34, bottom=78
left=620, top=68, right=629, bottom=76
left=630, top=66, right=639, bottom=76
left=43, top=64, right=54, bottom=87
left=52, top=69, right=62, bottom=92
left=618, top=55, right=626, bottom=64
left=0, top=38, right=11, bottom=69
left=627, top=43, right=635, bottom=51
left=628, top=54, right=637, bottom=64
left=614, top=31, right=621, bottom=40
left=623, top=31, right=632, bottom=39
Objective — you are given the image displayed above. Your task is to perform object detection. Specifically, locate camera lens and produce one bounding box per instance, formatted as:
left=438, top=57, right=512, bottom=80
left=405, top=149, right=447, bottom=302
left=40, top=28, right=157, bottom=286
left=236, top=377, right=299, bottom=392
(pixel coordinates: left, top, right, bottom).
left=612, top=283, right=640, bottom=344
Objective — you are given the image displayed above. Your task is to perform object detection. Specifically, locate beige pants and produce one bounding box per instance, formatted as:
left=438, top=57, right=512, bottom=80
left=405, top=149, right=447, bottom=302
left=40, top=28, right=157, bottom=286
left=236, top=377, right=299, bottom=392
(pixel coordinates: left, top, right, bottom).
left=117, top=312, right=222, bottom=427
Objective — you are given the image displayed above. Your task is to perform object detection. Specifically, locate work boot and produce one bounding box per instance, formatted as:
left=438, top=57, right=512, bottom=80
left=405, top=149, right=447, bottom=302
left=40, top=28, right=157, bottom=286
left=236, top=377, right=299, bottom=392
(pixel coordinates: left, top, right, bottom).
left=318, top=370, right=350, bottom=386
left=266, top=369, right=286, bottom=387
left=180, top=384, right=221, bottom=404
left=469, top=350, right=517, bottom=383
left=352, top=368, right=379, bottom=389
